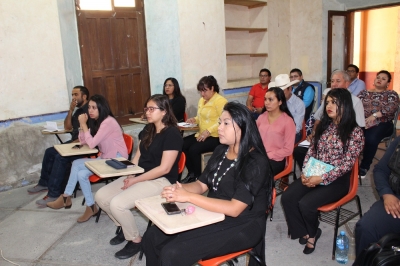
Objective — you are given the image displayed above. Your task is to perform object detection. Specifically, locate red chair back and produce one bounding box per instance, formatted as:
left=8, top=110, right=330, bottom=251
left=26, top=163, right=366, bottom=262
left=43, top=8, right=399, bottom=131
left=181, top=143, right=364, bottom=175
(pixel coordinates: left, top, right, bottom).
left=183, top=112, right=188, bottom=122
left=178, top=152, right=186, bottom=174
left=123, top=133, right=134, bottom=159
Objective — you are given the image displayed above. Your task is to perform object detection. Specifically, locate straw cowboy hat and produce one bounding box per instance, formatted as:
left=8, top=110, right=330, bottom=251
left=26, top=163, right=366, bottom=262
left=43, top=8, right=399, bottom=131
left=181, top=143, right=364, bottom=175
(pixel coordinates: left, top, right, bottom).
left=268, top=74, right=300, bottom=89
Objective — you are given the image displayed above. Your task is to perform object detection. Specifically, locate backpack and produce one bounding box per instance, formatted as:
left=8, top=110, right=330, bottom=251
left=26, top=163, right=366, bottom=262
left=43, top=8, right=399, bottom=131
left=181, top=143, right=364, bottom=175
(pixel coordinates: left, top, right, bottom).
left=353, top=233, right=400, bottom=266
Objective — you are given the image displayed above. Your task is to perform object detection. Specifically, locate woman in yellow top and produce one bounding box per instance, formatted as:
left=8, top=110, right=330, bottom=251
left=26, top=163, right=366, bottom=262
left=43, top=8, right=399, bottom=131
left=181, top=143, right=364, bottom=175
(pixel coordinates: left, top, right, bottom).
left=182, top=75, right=228, bottom=183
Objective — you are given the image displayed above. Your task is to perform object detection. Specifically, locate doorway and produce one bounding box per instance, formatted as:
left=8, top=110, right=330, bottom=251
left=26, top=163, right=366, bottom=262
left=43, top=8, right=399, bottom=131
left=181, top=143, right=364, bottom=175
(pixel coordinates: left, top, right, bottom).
left=76, top=0, right=150, bottom=124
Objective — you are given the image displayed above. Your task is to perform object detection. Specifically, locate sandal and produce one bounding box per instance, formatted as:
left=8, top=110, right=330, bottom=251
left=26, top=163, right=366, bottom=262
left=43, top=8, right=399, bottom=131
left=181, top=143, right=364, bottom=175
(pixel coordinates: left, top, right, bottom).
left=299, top=236, right=308, bottom=245
left=303, top=228, right=322, bottom=254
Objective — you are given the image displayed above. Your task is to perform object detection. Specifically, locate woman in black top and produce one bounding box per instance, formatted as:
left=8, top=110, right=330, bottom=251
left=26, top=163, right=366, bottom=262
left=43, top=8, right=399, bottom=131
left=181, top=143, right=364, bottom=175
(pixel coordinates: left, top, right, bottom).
left=95, top=94, right=183, bottom=260
left=163, top=77, right=186, bottom=122
left=142, top=102, right=273, bottom=266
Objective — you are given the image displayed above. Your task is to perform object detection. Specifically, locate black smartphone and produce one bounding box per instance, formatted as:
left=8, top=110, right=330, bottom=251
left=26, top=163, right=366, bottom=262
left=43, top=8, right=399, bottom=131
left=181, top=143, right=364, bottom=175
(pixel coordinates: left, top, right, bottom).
left=112, top=158, right=135, bottom=168
left=161, top=202, right=181, bottom=215
left=72, top=144, right=83, bottom=149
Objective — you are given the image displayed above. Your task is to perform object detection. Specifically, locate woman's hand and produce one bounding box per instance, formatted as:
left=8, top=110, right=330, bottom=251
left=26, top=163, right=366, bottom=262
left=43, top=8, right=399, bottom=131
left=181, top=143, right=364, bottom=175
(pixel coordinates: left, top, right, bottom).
left=186, top=118, right=196, bottom=124
left=196, top=130, right=210, bottom=142
left=121, top=175, right=136, bottom=190
left=301, top=174, right=323, bottom=187
left=161, top=182, right=190, bottom=202
left=78, top=113, right=88, bottom=125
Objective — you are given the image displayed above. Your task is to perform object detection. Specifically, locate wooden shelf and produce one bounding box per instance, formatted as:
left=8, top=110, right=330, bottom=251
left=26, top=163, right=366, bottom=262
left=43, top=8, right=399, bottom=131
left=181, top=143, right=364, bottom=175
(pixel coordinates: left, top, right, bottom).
left=226, top=53, right=268, bottom=57
left=225, top=27, right=267, bottom=33
left=224, top=0, right=267, bottom=9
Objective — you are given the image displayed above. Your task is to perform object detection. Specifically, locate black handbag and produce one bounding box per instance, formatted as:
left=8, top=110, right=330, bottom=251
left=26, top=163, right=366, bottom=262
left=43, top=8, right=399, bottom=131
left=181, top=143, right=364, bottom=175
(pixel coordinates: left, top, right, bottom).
left=388, top=143, right=400, bottom=195
left=353, top=233, right=400, bottom=266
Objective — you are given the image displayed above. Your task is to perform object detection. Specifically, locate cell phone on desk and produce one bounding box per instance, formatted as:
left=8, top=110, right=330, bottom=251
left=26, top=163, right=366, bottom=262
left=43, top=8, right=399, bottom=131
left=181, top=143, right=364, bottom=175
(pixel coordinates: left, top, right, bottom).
left=111, top=158, right=135, bottom=168
left=161, top=202, right=182, bottom=215
left=72, top=144, right=83, bottom=149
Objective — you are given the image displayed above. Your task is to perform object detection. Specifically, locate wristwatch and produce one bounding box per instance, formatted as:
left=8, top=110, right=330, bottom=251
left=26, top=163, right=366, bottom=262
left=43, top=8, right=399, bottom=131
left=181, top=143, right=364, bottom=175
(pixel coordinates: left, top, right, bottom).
left=373, top=113, right=377, bottom=118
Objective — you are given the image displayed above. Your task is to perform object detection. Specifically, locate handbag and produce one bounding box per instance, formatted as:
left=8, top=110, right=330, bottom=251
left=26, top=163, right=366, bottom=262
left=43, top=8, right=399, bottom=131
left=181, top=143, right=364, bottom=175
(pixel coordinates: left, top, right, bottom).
left=387, top=142, right=400, bottom=195
left=302, top=157, right=334, bottom=185
left=353, top=233, right=400, bottom=266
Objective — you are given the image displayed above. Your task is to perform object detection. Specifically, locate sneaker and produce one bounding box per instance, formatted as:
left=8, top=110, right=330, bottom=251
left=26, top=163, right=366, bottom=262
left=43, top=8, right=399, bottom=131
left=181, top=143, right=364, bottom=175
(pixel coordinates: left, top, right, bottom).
left=36, top=195, right=57, bottom=206
left=27, top=184, right=48, bottom=194
left=359, top=168, right=368, bottom=179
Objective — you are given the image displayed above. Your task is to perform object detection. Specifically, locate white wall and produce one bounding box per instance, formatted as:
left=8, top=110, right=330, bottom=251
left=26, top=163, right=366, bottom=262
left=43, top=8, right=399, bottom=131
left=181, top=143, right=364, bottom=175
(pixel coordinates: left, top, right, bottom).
left=177, top=0, right=227, bottom=116
left=0, top=0, right=70, bottom=121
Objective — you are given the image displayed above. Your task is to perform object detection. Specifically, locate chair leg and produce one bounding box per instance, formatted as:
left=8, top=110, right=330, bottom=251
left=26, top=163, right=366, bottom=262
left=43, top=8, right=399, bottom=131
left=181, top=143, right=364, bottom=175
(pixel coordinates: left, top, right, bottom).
left=95, top=207, right=102, bottom=223
left=355, top=195, right=363, bottom=218
left=293, top=161, right=297, bottom=180
left=332, top=207, right=341, bottom=260
left=82, top=198, right=85, bottom=206
left=139, top=220, right=153, bottom=260
left=248, top=250, right=266, bottom=266
left=269, top=205, right=274, bottom=221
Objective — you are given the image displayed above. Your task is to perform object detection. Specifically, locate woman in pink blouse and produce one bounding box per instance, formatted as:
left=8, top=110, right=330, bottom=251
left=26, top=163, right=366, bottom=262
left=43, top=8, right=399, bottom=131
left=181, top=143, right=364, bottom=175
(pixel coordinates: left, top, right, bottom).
left=282, top=89, right=364, bottom=255
left=47, top=95, right=128, bottom=223
left=256, top=86, right=295, bottom=175
left=358, top=70, right=399, bottom=178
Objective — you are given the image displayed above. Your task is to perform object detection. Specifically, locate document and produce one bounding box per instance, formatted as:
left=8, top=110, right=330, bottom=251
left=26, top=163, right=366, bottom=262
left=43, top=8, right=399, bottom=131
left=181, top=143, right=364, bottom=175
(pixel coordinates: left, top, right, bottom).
left=43, top=121, right=64, bottom=132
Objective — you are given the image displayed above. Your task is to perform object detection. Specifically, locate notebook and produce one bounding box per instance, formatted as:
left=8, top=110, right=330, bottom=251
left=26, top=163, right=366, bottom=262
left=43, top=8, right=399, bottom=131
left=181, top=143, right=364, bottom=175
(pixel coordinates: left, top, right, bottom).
left=43, top=121, right=64, bottom=132
left=302, top=157, right=334, bottom=185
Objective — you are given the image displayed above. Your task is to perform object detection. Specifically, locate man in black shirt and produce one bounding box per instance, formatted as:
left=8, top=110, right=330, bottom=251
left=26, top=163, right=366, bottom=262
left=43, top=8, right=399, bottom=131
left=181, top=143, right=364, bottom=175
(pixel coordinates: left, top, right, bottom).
left=27, top=86, right=89, bottom=206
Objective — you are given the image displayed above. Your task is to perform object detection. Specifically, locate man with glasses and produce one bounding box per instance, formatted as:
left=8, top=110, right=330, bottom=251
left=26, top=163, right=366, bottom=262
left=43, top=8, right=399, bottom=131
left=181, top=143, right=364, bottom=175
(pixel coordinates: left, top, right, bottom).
left=346, top=64, right=366, bottom=96
left=246, top=68, right=271, bottom=119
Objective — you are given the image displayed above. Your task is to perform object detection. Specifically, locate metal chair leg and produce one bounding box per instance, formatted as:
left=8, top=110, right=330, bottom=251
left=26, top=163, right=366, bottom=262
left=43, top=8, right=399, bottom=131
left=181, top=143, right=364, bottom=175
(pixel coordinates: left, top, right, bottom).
left=332, top=207, right=341, bottom=260
left=95, top=207, right=102, bottom=223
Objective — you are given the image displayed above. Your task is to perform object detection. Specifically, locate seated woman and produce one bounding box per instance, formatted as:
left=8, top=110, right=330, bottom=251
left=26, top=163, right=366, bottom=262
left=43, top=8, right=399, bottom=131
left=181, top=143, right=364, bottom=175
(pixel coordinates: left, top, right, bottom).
left=142, top=102, right=273, bottom=266
left=281, top=89, right=364, bottom=255
left=181, top=75, right=228, bottom=183
left=47, top=95, right=128, bottom=223
left=358, top=70, right=399, bottom=177
left=256, top=86, right=296, bottom=175
left=163, top=77, right=186, bottom=122
left=94, top=94, right=183, bottom=260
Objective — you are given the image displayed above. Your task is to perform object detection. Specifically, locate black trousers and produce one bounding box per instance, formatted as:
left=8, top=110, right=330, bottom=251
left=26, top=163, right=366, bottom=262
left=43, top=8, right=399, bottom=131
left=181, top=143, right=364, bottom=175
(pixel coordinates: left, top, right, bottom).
left=269, top=158, right=286, bottom=176
left=355, top=195, right=400, bottom=256
left=142, top=218, right=265, bottom=266
left=182, top=134, right=220, bottom=176
left=281, top=172, right=350, bottom=239
left=293, top=146, right=309, bottom=170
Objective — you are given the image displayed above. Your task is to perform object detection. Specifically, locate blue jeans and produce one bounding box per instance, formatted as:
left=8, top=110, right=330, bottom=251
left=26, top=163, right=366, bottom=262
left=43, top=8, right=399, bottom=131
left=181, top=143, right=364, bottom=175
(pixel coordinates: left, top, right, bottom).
left=38, top=147, right=82, bottom=198
left=360, top=121, right=393, bottom=170
left=64, top=153, right=122, bottom=206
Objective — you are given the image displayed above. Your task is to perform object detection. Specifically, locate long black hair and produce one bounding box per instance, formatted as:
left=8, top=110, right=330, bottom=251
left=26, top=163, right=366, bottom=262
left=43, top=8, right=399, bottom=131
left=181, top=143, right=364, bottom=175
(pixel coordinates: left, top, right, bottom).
left=203, top=102, right=274, bottom=207
left=262, top=87, right=294, bottom=120
left=141, top=94, right=178, bottom=149
left=163, top=77, right=185, bottom=100
left=314, top=89, right=357, bottom=152
left=87, top=94, right=115, bottom=137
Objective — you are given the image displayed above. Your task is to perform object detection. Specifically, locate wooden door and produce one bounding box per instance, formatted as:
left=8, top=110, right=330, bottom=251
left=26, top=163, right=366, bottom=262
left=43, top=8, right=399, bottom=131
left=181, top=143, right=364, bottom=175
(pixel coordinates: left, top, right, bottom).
left=327, top=11, right=352, bottom=87
left=77, top=7, right=150, bottom=121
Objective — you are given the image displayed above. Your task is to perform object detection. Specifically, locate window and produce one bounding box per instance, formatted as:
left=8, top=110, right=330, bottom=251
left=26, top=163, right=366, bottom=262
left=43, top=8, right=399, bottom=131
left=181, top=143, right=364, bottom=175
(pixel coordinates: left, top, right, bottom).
left=78, top=0, right=135, bottom=10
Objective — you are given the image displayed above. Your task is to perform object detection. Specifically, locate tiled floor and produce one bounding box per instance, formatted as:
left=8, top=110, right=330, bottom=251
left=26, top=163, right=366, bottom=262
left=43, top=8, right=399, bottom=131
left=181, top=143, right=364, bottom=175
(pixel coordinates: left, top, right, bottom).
left=0, top=146, right=385, bottom=266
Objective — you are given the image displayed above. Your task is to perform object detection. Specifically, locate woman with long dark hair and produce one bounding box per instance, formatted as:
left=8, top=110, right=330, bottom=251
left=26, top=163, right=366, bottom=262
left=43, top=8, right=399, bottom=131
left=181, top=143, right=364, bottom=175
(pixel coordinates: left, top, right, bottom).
left=281, top=89, right=364, bottom=255
left=142, top=102, right=273, bottom=266
left=358, top=70, right=399, bottom=178
left=256, top=86, right=296, bottom=175
left=162, top=77, right=186, bottom=122
left=95, top=94, right=183, bottom=260
left=47, top=95, right=128, bottom=223
left=181, top=75, right=228, bottom=183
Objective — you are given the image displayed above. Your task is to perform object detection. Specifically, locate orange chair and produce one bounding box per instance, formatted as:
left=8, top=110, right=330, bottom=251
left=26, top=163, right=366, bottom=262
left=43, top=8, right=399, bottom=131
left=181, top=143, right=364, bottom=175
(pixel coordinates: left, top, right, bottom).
left=197, top=188, right=275, bottom=266
left=269, top=155, right=293, bottom=222
left=85, top=133, right=134, bottom=222
left=317, top=158, right=362, bottom=260
left=138, top=152, right=186, bottom=260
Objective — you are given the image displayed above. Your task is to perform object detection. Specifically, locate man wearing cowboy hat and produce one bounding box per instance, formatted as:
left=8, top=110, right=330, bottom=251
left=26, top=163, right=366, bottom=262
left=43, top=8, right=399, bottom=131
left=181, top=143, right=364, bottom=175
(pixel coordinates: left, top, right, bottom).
left=269, top=74, right=305, bottom=144
left=246, top=68, right=272, bottom=119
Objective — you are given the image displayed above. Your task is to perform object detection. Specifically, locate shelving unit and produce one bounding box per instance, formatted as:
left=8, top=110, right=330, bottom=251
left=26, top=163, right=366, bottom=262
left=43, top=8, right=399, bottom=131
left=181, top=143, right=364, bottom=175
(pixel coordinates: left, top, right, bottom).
left=224, top=0, right=268, bottom=84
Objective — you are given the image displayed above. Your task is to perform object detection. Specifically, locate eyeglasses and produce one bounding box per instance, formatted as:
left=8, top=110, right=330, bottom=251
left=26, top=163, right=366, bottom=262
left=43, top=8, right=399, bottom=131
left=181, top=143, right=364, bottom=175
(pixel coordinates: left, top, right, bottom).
left=144, top=107, right=161, bottom=113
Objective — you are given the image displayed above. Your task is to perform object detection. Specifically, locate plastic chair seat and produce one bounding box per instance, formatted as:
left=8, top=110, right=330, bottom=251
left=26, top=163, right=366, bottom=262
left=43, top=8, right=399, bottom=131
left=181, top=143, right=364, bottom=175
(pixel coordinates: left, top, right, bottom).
left=198, top=249, right=251, bottom=266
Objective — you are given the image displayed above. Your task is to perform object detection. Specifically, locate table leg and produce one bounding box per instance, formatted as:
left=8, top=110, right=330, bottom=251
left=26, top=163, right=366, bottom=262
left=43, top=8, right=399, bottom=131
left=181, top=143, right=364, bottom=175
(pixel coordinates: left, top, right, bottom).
left=55, top=134, right=64, bottom=144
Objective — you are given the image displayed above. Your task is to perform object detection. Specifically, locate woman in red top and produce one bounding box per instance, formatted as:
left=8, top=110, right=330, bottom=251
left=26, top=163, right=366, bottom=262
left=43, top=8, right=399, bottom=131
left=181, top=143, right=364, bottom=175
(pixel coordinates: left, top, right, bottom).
left=358, top=70, right=399, bottom=177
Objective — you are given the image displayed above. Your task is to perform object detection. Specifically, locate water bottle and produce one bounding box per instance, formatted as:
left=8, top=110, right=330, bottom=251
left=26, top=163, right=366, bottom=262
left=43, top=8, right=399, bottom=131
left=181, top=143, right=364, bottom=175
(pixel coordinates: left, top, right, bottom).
left=335, top=231, right=349, bottom=264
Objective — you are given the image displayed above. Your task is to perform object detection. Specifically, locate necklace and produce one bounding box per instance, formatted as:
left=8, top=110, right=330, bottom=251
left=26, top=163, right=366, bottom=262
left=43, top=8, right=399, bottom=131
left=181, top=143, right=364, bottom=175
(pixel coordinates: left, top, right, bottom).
left=212, top=148, right=237, bottom=191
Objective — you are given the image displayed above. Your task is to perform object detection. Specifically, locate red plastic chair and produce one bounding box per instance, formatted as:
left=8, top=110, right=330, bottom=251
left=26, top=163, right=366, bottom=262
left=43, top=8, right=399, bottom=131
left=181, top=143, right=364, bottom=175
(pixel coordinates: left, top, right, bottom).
left=270, top=155, right=293, bottom=221
left=317, top=158, right=362, bottom=259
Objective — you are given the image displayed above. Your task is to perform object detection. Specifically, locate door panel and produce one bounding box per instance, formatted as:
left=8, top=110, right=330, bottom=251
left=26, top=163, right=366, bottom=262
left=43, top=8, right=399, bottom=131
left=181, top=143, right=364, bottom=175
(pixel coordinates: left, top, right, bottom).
left=77, top=8, right=150, bottom=120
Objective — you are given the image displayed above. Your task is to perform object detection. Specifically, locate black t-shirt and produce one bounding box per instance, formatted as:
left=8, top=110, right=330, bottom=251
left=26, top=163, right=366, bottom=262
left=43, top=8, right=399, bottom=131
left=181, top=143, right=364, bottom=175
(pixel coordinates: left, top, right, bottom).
left=71, top=102, right=89, bottom=140
left=199, top=145, right=270, bottom=226
left=170, top=96, right=186, bottom=122
left=138, top=125, right=183, bottom=184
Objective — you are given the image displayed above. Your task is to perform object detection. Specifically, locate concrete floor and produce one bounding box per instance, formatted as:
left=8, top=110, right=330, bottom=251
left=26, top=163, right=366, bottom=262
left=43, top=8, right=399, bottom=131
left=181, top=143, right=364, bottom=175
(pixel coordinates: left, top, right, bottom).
left=0, top=147, right=384, bottom=266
